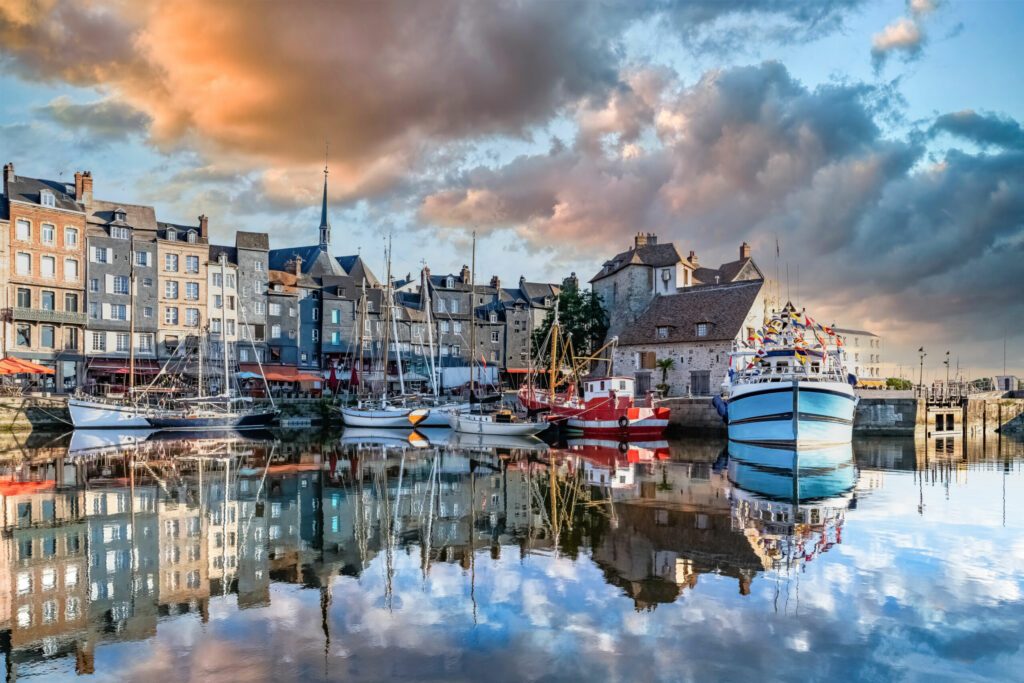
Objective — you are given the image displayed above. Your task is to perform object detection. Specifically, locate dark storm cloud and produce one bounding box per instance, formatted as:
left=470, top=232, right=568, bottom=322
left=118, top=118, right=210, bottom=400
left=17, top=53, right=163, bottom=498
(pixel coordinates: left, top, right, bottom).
left=35, top=96, right=151, bottom=140
left=931, top=110, right=1024, bottom=150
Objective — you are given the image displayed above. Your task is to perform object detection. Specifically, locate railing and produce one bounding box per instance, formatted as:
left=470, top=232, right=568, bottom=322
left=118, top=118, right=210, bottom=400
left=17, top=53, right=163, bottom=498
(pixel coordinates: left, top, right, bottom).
left=11, top=307, right=87, bottom=325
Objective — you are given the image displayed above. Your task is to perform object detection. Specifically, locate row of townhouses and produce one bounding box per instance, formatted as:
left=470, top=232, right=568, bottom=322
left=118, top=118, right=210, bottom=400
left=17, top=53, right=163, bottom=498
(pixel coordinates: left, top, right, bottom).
left=0, top=163, right=561, bottom=393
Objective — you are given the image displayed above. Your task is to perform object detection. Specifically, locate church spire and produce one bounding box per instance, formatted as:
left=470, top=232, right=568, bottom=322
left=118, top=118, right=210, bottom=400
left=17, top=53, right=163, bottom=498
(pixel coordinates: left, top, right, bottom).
left=319, top=143, right=330, bottom=251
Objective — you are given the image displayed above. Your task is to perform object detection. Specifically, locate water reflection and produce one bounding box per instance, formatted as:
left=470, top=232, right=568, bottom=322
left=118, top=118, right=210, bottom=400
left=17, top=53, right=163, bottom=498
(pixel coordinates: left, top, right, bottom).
left=0, top=431, right=1021, bottom=680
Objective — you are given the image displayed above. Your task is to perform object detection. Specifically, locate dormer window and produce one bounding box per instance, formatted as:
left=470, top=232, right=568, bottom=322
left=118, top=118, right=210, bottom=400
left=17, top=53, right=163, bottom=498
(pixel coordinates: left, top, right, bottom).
left=657, top=326, right=669, bottom=340
left=489, top=312, right=497, bottom=323
left=187, top=230, right=197, bottom=243
left=167, top=229, right=177, bottom=241
left=40, top=190, right=55, bottom=208
left=111, top=226, right=130, bottom=240
left=114, top=209, right=127, bottom=222
left=446, top=276, right=454, bottom=288
left=696, top=322, right=709, bottom=337
left=544, top=297, right=552, bottom=306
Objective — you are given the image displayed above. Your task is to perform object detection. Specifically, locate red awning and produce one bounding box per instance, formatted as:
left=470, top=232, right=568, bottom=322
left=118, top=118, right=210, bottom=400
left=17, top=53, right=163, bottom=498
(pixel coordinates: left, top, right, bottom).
left=505, top=368, right=533, bottom=374
left=239, top=364, right=321, bottom=383
left=0, top=357, right=55, bottom=375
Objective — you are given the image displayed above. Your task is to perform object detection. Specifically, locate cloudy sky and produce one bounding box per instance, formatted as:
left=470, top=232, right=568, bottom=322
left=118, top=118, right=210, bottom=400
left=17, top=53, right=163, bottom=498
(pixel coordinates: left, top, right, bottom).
left=0, top=0, right=1021, bottom=378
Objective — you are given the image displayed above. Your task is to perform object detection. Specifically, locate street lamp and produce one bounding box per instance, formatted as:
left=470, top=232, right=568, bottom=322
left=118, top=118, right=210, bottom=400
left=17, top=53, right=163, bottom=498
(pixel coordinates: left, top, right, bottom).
left=944, top=350, right=950, bottom=398
left=918, top=347, right=927, bottom=398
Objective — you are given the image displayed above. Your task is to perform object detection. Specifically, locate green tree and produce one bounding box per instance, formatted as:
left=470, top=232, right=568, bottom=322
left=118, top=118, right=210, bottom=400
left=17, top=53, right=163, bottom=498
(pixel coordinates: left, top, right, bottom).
left=885, top=377, right=913, bottom=390
left=655, top=357, right=675, bottom=394
left=531, top=283, right=609, bottom=364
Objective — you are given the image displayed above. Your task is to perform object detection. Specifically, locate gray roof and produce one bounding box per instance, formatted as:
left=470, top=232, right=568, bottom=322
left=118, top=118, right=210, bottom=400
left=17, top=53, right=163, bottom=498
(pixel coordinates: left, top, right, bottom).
left=618, top=280, right=764, bottom=346
left=336, top=255, right=380, bottom=287
left=156, top=221, right=207, bottom=243
left=268, top=245, right=344, bottom=276
left=693, top=257, right=762, bottom=285
left=209, top=244, right=237, bottom=264
left=235, top=231, right=269, bottom=250
left=86, top=198, right=158, bottom=234
left=590, top=243, right=683, bottom=282
left=6, top=173, right=83, bottom=213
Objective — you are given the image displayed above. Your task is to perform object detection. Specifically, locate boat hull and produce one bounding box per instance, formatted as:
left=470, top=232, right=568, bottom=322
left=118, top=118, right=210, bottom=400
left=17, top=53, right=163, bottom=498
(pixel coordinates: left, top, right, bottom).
left=146, top=410, right=278, bottom=430
left=339, top=403, right=467, bottom=428
left=448, top=413, right=548, bottom=436
left=727, top=381, right=855, bottom=447
left=68, top=398, right=277, bottom=430
left=564, top=407, right=670, bottom=438
left=68, top=399, right=152, bottom=428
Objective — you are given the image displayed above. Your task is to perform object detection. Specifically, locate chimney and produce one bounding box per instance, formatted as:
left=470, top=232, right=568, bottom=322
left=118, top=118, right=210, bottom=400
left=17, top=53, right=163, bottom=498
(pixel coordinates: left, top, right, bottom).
left=286, top=255, right=303, bottom=276
left=634, top=232, right=648, bottom=249
left=460, top=264, right=471, bottom=283
left=3, top=162, right=14, bottom=197
left=647, top=232, right=657, bottom=245
left=198, top=214, right=209, bottom=240
left=519, top=275, right=526, bottom=289
left=688, top=250, right=699, bottom=267
left=489, top=275, right=500, bottom=290
left=74, top=170, right=93, bottom=204
left=739, top=241, right=751, bottom=260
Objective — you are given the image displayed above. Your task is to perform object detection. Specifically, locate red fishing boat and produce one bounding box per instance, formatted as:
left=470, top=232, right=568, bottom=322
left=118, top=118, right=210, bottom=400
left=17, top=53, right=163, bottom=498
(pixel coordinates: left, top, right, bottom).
left=520, top=376, right=670, bottom=437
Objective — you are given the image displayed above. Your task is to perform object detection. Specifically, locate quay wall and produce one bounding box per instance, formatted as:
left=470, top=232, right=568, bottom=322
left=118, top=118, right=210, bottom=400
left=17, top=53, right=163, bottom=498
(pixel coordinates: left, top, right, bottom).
left=0, top=397, right=72, bottom=432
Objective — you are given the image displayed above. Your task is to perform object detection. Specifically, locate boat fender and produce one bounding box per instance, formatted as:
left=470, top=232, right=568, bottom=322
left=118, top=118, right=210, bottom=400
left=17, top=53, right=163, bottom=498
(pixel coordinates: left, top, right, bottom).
left=617, top=416, right=629, bottom=429
left=712, top=395, right=729, bottom=424
left=618, top=441, right=628, bottom=453
left=847, top=373, right=858, bottom=387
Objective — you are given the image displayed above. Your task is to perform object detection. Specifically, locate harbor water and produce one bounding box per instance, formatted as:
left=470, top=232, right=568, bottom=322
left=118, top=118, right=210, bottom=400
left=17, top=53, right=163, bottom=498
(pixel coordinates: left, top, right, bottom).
left=1, top=432, right=1022, bottom=681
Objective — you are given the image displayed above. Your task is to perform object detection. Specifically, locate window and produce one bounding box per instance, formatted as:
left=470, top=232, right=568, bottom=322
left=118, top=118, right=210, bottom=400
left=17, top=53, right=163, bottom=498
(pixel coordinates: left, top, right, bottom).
left=696, top=322, right=708, bottom=337
left=165, top=281, right=178, bottom=299
left=440, top=320, right=449, bottom=333
left=239, top=348, right=250, bottom=362
left=41, top=256, right=55, bottom=278
left=255, top=261, right=264, bottom=272
left=331, top=331, right=340, bottom=345
left=226, top=274, right=235, bottom=288
left=166, top=229, right=177, bottom=241
left=41, top=291, right=55, bottom=310
left=89, top=302, right=99, bottom=319
left=637, top=351, right=657, bottom=370
left=269, top=303, right=281, bottom=316
left=92, top=332, right=106, bottom=352
left=446, top=276, right=454, bottom=288
left=289, top=306, right=296, bottom=317
left=491, top=331, right=499, bottom=343
left=90, top=278, right=100, bottom=293
left=40, top=325, right=55, bottom=348
left=227, top=320, right=235, bottom=335
left=312, top=329, right=319, bottom=342
left=144, top=306, right=153, bottom=318
left=185, top=308, right=199, bottom=327
left=64, top=258, right=79, bottom=281
left=491, top=351, right=498, bottom=362
left=271, top=324, right=281, bottom=339
left=65, top=293, right=78, bottom=312
left=16, top=288, right=30, bottom=307
left=453, top=322, right=462, bottom=334
left=187, top=231, right=197, bottom=243
left=657, top=326, right=669, bottom=340
left=452, top=345, right=460, bottom=356
left=451, top=299, right=459, bottom=314
left=255, top=301, right=265, bottom=315
left=143, top=277, right=153, bottom=287
left=93, top=247, right=108, bottom=263
left=41, top=223, right=55, bottom=244
left=331, top=309, right=340, bottom=324
left=214, top=294, right=223, bottom=309
left=16, top=252, right=30, bottom=275
left=15, top=218, right=30, bottom=241
left=489, top=312, right=497, bottom=323
left=64, top=227, right=78, bottom=246
left=114, top=275, right=130, bottom=294
left=164, top=253, right=178, bottom=271
left=111, top=304, right=127, bottom=320
left=311, top=306, right=317, bottom=321
left=437, top=298, right=446, bottom=313
left=111, top=226, right=130, bottom=240
left=135, top=251, right=150, bottom=267
left=116, top=333, right=130, bottom=352
left=138, top=334, right=154, bottom=352
left=185, top=282, right=199, bottom=300
left=40, top=190, right=55, bottom=207
left=185, top=255, right=199, bottom=272
left=211, top=319, right=221, bottom=334
left=164, top=307, right=179, bottom=325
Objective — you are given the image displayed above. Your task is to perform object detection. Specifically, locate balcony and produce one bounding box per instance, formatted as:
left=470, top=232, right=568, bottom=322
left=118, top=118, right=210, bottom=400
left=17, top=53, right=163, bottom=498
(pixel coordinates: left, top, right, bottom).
left=12, top=307, right=87, bottom=325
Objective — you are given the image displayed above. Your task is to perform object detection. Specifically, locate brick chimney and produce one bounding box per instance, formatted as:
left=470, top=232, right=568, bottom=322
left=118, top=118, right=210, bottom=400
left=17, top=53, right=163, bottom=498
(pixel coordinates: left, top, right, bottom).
left=634, top=232, right=657, bottom=249
left=460, top=264, right=471, bottom=283
left=739, top=241, right=751, bottom=260
left=688, top=250, right=699, bottom=267
left=3, top=162, right=14, bottom=197
left=489, top=275, right=500, bottom=290
left=74, top=170, right=93, bottom=204
left=286, top=255, right=303, bottom=276
left=198, top=214, right=209, bottom=240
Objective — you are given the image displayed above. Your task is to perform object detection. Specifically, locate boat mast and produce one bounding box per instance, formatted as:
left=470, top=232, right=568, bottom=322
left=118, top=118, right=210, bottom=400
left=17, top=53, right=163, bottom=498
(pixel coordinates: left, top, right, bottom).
left=220, top=254, right=230, bottom=398
left=549, top=300, right=559, bottom=404
left=469, top=231, right=477, bottom=398
left=198, top=327, right=204, bottom=399
left=357, top=278, right=367, bottom=398
left=129, top=241, right=136, bottom=400
left=423, top=266, right=438, bottom=398
left=380, top=240, right=392, bottom=404
left=386, top=236, right=405, bottom=395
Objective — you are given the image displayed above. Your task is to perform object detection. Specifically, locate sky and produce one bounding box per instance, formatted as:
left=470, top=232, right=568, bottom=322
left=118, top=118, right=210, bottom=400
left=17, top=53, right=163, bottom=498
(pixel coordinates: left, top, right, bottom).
left=0, top=0, right=1021, bottom=379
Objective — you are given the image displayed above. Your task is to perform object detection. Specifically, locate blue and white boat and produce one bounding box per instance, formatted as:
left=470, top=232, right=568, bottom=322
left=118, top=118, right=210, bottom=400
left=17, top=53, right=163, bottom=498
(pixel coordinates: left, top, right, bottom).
left=717, top=305, right=857, bottom=448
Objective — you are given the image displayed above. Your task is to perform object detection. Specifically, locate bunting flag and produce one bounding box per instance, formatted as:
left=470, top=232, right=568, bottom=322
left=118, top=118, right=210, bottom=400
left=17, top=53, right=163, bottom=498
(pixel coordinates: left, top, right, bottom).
left=822, top=323, right=835, bottom=336
left=755, top=347, right=767, bottom=358
left=805, top=314, right=817, bottom=329
left=795, top=349, right=808, bottom=365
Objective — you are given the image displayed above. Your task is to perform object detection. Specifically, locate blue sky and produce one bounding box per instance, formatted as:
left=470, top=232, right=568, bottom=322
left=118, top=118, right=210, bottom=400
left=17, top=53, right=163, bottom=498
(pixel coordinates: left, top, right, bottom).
left=0, top=0, right=1021, bottom=376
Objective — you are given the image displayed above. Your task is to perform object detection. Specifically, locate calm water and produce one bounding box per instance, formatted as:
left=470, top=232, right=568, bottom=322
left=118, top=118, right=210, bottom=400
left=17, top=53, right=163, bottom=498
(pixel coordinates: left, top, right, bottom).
left=1, top=430, right=1022, bottom=682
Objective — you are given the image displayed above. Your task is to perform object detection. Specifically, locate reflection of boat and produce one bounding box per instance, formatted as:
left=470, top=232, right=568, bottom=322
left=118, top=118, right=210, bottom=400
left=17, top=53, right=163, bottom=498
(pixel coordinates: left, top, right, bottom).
left=566, top=437, right=671, bottom=463
left=68, top=428, right=157, bottom=456
left=450, top=431, right=549, bottom=452
left=722, top=303, right=856, bottom=448
left=340, top=427, right=423, bottom=448
left=728, top=441, right=855, bottom=502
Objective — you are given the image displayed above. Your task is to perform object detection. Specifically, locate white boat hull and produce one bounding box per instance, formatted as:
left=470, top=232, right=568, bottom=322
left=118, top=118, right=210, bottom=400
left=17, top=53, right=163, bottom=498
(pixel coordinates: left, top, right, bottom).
left=447, top=412, right=548, bottom=436
left=68, top=398, right=152, bottom=428
left=727, top=380, right=856, bottom=447
left=340, top=403, right=469, bottom=428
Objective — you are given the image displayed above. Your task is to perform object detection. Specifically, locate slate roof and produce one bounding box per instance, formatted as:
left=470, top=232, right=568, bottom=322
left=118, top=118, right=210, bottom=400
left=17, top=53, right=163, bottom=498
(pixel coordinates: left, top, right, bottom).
left=86, top=199, right=158, bottom=233
left=336, top=255, right=380, bottom=287
left=693, top=257, right=762, bottom=285
left=209, top=244, right=237, bottom=264
left=590, top=243, right=684, bottom=282
left=235, top=231, right=269, bottom=250
left=268, top=244, right=343, bottom=275
left=156, top=221, right=207, bottom=243
left=5, top=173, right=82, bottom=213
left=617, top=280, right=764, bottom=346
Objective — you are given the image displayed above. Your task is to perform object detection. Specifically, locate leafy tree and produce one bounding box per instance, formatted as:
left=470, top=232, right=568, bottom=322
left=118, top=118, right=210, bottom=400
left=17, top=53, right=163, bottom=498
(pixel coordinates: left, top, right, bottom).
left=885, top=377, right=913, bottom=390
left=531, top=283, right=609, bottom=364
left=656, top=357, right=675, bottom=385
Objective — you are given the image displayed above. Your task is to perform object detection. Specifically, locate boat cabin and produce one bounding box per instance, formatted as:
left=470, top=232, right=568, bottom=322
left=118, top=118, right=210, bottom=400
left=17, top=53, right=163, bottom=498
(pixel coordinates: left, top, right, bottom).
left=583, top=376, right=635, bottom=402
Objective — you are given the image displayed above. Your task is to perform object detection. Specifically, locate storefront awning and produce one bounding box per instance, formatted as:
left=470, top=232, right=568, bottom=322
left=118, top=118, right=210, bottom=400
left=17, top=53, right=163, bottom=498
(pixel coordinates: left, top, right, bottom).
left=239, top=364, right=322, bottom=383
left=0, top=357, right=55, bottom=375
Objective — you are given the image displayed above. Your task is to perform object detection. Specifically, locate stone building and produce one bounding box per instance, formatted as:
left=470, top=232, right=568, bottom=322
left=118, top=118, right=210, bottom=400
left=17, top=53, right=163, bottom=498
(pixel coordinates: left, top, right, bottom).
left=234, top=231, right=270, bottom=363
left=834, top=327, right=883, bottom=385
left=83, top=198, right=160, bottom=389
left=2, top=163, right=88, bottom=391
left=613, top=279, right=767, bottom=396
left=206, top=247, right=240, bottom=370
left=155, top=217, right=209, bottom=360
left=266, top=268, right=301, bottom=367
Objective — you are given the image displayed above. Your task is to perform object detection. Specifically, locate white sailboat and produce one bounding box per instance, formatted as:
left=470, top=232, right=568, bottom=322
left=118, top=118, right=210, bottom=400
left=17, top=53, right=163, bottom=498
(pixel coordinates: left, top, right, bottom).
left=70, top=253, right=278, bottom=429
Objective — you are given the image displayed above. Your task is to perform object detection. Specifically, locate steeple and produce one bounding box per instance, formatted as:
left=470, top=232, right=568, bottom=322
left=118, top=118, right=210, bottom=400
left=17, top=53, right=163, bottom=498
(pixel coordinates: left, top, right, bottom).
left=319, top=146, right=330, bottom=251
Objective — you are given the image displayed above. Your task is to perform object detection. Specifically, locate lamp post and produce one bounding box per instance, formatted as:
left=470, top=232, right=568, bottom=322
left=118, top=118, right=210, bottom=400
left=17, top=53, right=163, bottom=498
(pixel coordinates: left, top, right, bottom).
left=918, top=347, right=927, bottom=399
left=944, top=350, right=950, bottom=399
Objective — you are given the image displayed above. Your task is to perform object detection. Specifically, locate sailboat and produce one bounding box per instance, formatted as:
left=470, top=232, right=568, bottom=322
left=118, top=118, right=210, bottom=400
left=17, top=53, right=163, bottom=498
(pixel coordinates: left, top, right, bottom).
left=338, top=240, right=467, bottom=428
left=69, top=254, right=279, bottom=429
left=447, top=232, right=548, bottom=437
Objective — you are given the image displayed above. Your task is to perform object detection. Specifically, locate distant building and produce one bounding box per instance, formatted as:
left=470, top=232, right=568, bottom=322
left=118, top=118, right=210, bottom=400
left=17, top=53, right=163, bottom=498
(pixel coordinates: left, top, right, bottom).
left=833, top=327, right=882, bottom=385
